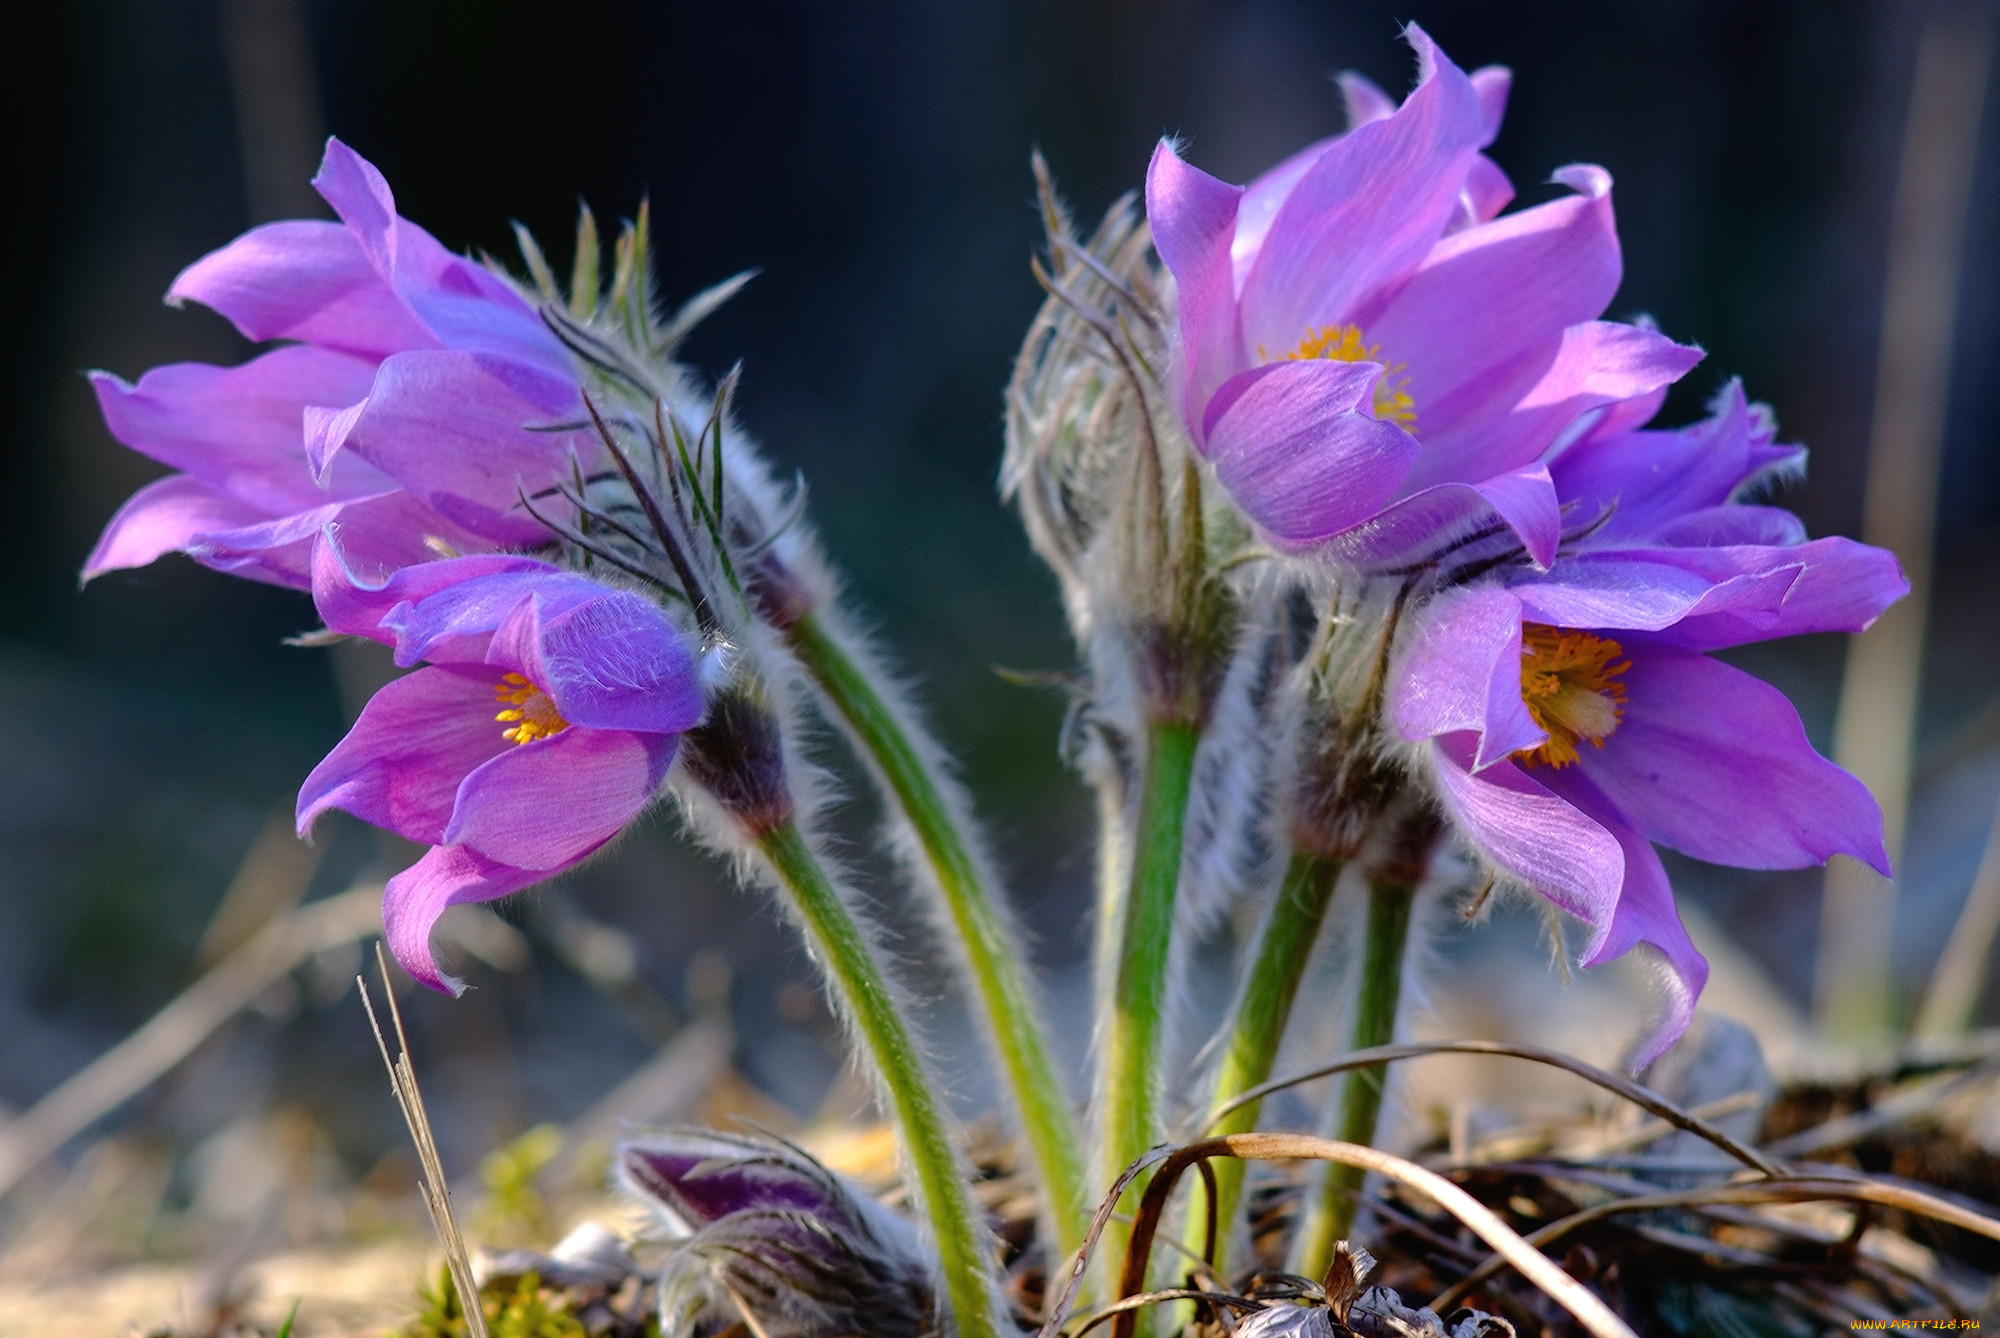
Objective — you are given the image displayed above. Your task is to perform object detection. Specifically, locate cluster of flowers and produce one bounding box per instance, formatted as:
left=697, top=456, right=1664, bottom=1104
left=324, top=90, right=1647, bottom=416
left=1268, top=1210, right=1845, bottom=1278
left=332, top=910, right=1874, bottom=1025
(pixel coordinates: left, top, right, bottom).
left=87, top=27, right=1901, bottom=1338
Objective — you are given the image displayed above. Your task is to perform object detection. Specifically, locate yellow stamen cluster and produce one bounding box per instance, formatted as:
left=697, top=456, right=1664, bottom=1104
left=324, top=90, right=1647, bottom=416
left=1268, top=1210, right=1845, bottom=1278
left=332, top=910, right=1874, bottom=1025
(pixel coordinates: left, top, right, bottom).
left=1277, top=323, right=1417, bottom=430
left=1512, top=624, right=1629, bottom=769
left=494, top=672, right=570, bottom=745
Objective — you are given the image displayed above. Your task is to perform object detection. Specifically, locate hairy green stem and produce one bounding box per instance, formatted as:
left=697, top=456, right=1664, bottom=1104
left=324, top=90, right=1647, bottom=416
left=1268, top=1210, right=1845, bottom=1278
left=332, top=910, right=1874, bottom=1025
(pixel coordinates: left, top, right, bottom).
left=786, top=612, right=1088, bottom=1254
left=757, top=820, right=1001, bottom=1338
left=1289, top=873, right=1416, bottom=1281
left=1181, top=850, right=1343, bottom=1278
left=1096, top=720, right=1202, bottom=1298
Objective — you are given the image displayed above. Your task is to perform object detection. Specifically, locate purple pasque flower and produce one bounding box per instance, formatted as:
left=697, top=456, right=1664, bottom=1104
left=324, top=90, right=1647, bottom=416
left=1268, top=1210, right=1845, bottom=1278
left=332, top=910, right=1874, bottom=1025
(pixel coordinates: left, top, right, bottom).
left=1389, top=385, right=1907, bottom=1064
left=1145, top=25, right=1701, bottom=569
left=618, top=1130, right=934, bottom=1338
left=297, top=536, right=703, bottom=991
left=87, top=138, right=589, bottom=588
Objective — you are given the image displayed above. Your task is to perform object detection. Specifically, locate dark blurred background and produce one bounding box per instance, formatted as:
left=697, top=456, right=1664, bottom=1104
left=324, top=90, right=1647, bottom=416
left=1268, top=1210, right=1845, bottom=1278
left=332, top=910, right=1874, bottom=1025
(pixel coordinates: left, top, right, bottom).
left=1, top=0, right=1997, bottom=1259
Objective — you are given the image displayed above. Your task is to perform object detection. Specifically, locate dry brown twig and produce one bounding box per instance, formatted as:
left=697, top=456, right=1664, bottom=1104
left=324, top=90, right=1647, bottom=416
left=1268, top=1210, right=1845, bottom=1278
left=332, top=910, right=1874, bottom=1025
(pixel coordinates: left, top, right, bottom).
left=359, top=944, right=491, bottom=1338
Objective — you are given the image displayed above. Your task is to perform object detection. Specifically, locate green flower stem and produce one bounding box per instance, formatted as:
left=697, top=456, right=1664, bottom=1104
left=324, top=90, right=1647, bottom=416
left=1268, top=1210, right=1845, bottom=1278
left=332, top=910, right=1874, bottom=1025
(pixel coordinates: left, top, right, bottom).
left=1096, top=719, right=1202, bottom=1296
left=1288, top=872, right=1417, bottom=1282
left=756, top=819, right=1001, bottom=1338
left=1180, top=849, right=1343, bottom=1278
left=786, top=611, right=1088, bottom=1256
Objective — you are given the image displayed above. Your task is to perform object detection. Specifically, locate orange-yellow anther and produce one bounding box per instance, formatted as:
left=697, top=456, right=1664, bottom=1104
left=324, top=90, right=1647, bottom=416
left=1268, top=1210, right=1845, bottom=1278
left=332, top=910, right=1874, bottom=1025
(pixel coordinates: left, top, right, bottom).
left=1512, top=624, right=1629, bottom=769
left=494, top=672, right=569, bottom=745
left=1275, top=323, right=1417, bottom=430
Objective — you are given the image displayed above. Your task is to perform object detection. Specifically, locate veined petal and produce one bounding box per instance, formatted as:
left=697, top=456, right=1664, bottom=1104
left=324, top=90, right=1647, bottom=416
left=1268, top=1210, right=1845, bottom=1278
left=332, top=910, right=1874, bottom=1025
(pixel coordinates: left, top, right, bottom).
left=1147, top=141, right=1246, bottom=437
left=168, top=220, right=438, bottom=358
left=1574, top=643, right=1890, bottom=874
left=1201, top=360, right=1417, bottom=547
left=444, top=726, right=676, bottom=870
left=382, top=845, right=546, bottom=994
left=310, top=537, right=569, bottom=658
left=491, top=590, right=706, bottom=735
left=90, top=348, right=387, bottom=512
left=1392, top=585, right=1544, bottom=768
left=1504, top=321, right=1703, bottom=467
left=1650, top=538, right=1907, bottom=651
left=297, top=665, right=511, bottom=846
left=1650, top=505, right=1807, bottom=549
left=1511, top=552, right=1800, bottom=632
left=1430, top=733, right=1625, bottom=937
left=1539, top=766, right=1708, bottom=1068
left=1375, top=166, right=1623, bottom=487
left=1238, top=25, right=1487, bottom=360
left=1551, top=380, right=1803, bottom=544
left=316, top=348, right=592, bottom=543
left=1317, top=471, right=1557, bottom=574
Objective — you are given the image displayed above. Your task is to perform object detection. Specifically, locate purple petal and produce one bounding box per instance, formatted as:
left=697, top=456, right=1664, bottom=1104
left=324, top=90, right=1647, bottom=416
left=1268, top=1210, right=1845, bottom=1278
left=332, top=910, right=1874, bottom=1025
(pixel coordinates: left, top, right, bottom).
left=382, top=844, right=546, bottom=994
left=1317, top=472, right=1556, bottom=574
left=89, top=483, right=457, bottom=591
left=297, top=665, right=511, bottom=845
left=311, top=140, right=568, bottom=376
left=1624, top=539, right=1907, bottom=651
left=1146, top=141, right=1246, bottom=438
left=1504, top=321, right=1704, bottom=465
left=310, top=348, right=591, bottom=543
left=1538, top=767, right=1708, bottom=1068
left=1551, top=381, right=1803, bottom=544
left=1429, top=734, right=1625, bottom=940
left=490, top=589, right=706, bottom=735
left=1374, top=167, right=1625, bottom=489
left=1475, top=464, right=1561, bottom=568
left=83, top=475, right=283, bottom=583
left=1453, top=155, right=1516, bottom=230
left=1649, top=505, right=1807, bottom=549
left=1469, top=65, right=1512, bottom=143
left=1573, top=643, right=1890, bottom=874
left=444, top=725, right=675, bottom=870
left=1337, top=71, right=1397, bottom=127
left=91, top=348, right=387, bottom=513
left=1237, top=26, right=1487, bottom=363
left=309, top=537, right=568, bottom=658
left=168, top=220, right=438, bottom=358
left=1232, top=135, right=1337, bottom=292
left=1391, top=586, right=1543, bottom=768
left=1511, top=552, right=1800, bottom=633
left=619, top=1133, right=844, bottom=1228
left=1201, top=360, right=1418, bottom=547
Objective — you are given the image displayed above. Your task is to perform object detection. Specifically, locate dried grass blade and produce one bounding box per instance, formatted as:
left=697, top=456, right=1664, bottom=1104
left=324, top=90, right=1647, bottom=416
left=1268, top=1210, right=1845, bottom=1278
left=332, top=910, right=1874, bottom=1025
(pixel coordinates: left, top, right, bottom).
left=1114, top=1133, right=1637, bottom=1338
left=360, top=945, right=490, bottom=1338
left=1430, top=1174, right=2000, bottom=1314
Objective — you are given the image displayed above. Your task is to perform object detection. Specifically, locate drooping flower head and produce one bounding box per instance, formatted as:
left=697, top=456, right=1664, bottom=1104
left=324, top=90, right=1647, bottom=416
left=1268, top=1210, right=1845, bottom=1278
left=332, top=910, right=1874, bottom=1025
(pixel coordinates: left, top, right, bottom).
left=88, top=138, right=596, bottom=588
left=618, top=1130, right=936, bottom=1338
left=1390, top=385, right=1907, bottom=1062
left=1144, top=26, right=1701, bottom=570
left=298, top=537, right=704, bottom=990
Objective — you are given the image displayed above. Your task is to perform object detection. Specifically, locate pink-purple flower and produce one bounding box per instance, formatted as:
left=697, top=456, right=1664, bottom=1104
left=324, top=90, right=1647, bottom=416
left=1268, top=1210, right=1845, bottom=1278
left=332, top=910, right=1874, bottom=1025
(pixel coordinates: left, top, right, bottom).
left=297, top=538, right=703, bottom=991
left=1145, top=26, right=1701, bottom=568
left=1390, top=385, right=1907, bottom=1062
left=87, top=139, right=589, bottom=588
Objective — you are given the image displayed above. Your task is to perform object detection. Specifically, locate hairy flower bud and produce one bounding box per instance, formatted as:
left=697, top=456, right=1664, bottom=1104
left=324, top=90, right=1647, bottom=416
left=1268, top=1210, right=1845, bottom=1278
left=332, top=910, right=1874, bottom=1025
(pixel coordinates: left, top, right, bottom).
left=618, top=1130, right=938, bottom=1338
